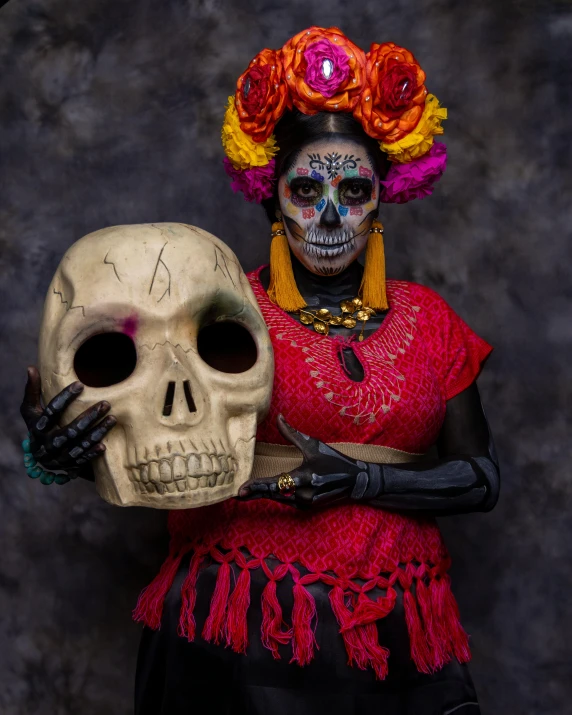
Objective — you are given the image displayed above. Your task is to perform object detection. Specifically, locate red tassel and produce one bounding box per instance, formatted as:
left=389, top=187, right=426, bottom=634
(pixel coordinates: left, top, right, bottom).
left=290, top=582, right=318, bottom=666
left=225, top=568, right=251, bottom=654
left=403, top=588, right=432, bottom=673
left=330, top=588, right=392, bottom=679
left=261, top=580, right=291, bottom=659
left=329, top=586, right=368, bottom=670
left=436, top=575, right=471, bottom=663
left=202, top=560, right=231, bottom=644
left=355, top=622, right=390, bottom=680
left=133, top=549, right=187, bottom=630
left=416, top=577, right=447, bottom=670
left=346, top=590, right=395, bottom=628
left=177, top=551, right=204, bottom=641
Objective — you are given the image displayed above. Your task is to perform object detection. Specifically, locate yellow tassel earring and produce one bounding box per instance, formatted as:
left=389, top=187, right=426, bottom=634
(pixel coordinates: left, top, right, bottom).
left=267, top=221, right=307, bottom=312
left=359, top=219, right=389, bottom=312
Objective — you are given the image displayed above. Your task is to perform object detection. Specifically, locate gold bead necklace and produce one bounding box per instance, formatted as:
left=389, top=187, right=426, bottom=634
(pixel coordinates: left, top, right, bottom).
left=297, top=297, right=376, bottom=340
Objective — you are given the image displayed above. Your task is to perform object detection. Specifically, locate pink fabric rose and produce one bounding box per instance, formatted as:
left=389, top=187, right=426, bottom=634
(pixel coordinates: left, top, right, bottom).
left=380, top=142, right=447, bottom=204
left=223, top=158, right=276, bottom=203
left=304, top=39, right=350, bottom=98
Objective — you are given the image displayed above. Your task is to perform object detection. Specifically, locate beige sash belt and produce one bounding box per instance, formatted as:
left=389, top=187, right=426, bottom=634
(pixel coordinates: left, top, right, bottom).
left=251, top=441, right=424, bottom=480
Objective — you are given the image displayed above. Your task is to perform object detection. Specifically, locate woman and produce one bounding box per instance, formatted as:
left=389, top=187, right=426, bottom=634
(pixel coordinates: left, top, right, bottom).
left=21, top=27, right=498, bottom=715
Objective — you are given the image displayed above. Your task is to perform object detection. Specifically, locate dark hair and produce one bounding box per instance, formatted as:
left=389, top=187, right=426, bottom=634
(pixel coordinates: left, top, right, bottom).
left=261, top=110, right=391, bottom=223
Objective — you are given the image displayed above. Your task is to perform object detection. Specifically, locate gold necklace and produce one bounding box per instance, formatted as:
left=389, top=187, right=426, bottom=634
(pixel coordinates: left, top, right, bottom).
left=297, top=297, right=376, bottom=340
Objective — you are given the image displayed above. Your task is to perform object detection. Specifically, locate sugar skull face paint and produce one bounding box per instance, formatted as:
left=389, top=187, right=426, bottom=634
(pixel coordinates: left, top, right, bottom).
left=278, top=138, right=380, bottom=276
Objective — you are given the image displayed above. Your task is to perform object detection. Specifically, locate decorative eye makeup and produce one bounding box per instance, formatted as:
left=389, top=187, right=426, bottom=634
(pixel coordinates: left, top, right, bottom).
left=289, top=177, right=324, bottom=207
left=338, top=178, right=373, bottom=206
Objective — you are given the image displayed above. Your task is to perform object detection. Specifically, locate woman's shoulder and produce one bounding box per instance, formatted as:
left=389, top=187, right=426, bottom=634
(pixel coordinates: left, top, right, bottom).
left=386, top=279, right=453, bottom=316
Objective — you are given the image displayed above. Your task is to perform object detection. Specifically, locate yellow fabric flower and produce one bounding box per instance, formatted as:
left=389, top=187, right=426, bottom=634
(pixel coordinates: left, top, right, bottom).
left=381, top=94, right=447, bottom=163
left=221, top=96, right=278, bottom=170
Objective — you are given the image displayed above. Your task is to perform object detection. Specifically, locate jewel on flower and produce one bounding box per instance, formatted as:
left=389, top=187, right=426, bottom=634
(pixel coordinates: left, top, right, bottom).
left=303, top=39, right=350, bottom=98
left=380, top=142, right=447, bottom=204
left=282, top=26, right=366, bottom=113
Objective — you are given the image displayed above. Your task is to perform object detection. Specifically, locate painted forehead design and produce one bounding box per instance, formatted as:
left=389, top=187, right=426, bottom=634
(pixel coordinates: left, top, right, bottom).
left=286, top=141, right=375, bottom=177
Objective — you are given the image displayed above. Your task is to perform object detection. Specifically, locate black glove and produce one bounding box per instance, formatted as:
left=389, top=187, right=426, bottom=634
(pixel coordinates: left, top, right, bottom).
left=20, top=366, right=117, bottom=479
left=238, top=383, right=500, bottom=516
left=238, top=414, right=378, bottom=509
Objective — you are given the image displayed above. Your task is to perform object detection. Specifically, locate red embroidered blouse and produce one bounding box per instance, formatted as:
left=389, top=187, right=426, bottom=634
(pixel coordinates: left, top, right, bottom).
left=135, top=270, right=492, bottom=679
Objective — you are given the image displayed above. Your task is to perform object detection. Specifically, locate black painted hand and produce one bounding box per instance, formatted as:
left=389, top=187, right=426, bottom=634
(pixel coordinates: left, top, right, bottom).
left=20, top=366, right=117, bottom=477
left=238, top=414, right=376, bottom=509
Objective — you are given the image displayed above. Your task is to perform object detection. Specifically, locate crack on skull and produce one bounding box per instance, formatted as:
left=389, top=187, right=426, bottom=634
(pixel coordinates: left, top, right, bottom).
left=139, top=339, right=196, bottom=354
left=234, top=434, right=257, bottom=446
left=219, top=298, right=249, bottom=321
left=214, top=246, right=237, bottom=288
left=103, top=250, right=122, bottom=282
left=148, top=241, right=171, bottom=303
left=53, top=288, right=85, bottom=317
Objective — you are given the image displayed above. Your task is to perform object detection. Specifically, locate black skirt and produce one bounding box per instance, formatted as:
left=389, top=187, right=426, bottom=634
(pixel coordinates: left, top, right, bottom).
left=135, top=555, right=480, bottom=715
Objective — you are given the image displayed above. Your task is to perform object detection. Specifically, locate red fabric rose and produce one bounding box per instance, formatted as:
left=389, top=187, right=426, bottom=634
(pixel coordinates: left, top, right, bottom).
left=241, top=63, right=272, bottom=115
left=235, top=48, right=290, bottom=143
left=354, top=42, right=427, bottom=142
left=381, top=63, right=419, bottom=118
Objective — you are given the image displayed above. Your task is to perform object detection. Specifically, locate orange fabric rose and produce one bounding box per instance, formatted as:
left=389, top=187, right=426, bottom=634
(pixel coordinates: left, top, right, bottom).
left=235, top=48, right=290, bottom=143
left=282, top=26, right=366, bottom=114
left=354, top=42, right=427, bottom=142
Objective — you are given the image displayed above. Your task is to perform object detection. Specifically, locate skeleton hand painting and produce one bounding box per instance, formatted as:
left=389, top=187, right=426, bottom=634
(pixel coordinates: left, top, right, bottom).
left=35, top=223, right=273, bottom=508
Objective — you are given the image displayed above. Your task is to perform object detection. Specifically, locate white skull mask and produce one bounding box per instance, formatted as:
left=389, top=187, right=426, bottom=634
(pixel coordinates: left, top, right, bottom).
left=38, top=223, right=273, bottom=508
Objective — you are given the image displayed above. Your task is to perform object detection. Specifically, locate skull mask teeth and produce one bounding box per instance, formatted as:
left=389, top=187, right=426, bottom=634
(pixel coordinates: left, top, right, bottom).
left=38, top=223, right=273, bottom=509
left=130, top=438, right=239, bottom=495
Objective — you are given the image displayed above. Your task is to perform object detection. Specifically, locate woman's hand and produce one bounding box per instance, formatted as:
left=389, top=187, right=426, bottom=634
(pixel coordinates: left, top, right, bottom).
left=20, top=366, right=117, bottom=478
left=238, top=414, right=371, bottom=509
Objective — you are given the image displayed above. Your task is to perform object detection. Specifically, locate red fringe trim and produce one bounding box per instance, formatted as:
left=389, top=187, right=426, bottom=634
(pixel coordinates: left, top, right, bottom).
left=290, top=578, right=318, bottom=666
left=329, top=586, right=391, bottom=679
left=132, top=543, right=190, bottom=630
left=432, top=574, right=471, bottom=663
left=202, top=559, right=231, bottom=645
left=404, top=587, right=432, bottom=673
left=134, top=549, right=471, bottom=679
left=225, top=567, right=251, bottom=654
left=261, top=564, right=292, bottom=659
left=177, top=550, right=205, bottom=641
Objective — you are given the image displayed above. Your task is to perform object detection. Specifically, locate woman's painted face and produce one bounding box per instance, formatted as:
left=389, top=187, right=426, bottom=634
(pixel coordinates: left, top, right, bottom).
left=277, top=138, right=380, bottom=276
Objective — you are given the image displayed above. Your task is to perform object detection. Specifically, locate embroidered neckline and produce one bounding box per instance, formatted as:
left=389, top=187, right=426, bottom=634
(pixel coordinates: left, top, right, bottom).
left=251, top=267, right=421, bottom=425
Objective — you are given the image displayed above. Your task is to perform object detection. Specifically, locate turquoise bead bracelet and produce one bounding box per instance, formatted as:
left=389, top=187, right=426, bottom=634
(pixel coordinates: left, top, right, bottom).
left=22, top=435, right=73, bottom=485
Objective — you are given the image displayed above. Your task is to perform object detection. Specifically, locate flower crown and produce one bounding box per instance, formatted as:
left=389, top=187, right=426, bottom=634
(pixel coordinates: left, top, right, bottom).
left=222, top=27, right=448, bottom=205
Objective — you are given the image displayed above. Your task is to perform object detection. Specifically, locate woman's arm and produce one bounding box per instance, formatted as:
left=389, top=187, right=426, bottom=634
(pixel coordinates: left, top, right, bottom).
left=367, top=384, right=499, bottom=514
left=239, top=383, right=500, bottom=515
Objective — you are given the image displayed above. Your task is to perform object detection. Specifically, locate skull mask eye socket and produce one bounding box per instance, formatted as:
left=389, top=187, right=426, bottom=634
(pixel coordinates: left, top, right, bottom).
left=197, top=321, right=257, bottom=374
left=74, top=332, right=137, bottom=387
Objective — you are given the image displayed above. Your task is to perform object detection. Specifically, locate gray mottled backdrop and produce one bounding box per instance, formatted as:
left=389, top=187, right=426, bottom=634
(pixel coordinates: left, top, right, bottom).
left=0, top=0, right=570, bottom=713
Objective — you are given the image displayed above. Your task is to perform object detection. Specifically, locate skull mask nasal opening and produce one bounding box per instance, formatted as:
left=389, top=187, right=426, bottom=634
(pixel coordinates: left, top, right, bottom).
left=163, top=380, right=197, bottom=416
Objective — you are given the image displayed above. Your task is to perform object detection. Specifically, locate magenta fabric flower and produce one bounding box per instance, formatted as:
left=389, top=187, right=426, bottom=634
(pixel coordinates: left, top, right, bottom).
left=304, top=39, right=350, bottom=98
left=380, top=142, right=447, bottom=204
left=224, top=158, right=276, bottom=203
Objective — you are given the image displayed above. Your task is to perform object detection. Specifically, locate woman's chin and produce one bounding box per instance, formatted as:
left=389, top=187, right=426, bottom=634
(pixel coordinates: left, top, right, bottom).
left=297, top=254, right=353, bottom=276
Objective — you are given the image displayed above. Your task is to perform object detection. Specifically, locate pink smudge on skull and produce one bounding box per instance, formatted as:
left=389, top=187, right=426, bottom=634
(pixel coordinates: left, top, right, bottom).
left=121, top=314, right=139, bottom=338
